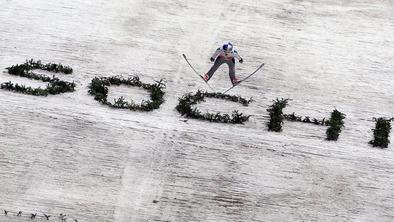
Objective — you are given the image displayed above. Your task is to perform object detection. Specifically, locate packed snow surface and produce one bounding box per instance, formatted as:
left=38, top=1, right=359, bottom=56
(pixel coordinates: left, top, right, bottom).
left=1, top=0, right=394, bottom=221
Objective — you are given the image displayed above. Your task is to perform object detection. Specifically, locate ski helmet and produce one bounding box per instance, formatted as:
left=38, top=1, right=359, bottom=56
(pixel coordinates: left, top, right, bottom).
left=223, top=42, right=233, bottom=52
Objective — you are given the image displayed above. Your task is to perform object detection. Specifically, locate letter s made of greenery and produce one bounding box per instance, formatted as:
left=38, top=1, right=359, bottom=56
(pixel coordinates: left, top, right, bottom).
left=1, top=59, right=75, bottom=96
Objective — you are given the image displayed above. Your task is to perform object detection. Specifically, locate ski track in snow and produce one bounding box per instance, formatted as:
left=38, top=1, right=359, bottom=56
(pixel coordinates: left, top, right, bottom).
left=1, top=0, right=394, bottom=221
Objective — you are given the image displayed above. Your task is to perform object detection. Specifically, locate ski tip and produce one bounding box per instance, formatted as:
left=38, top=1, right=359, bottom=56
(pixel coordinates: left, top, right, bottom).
left=182, top=54, right=186, bottom=58
left=257, top=63, right=265, bottom=69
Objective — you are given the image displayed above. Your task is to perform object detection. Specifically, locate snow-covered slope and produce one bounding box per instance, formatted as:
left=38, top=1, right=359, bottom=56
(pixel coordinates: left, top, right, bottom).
left=1, top=0, right=394, bottom=221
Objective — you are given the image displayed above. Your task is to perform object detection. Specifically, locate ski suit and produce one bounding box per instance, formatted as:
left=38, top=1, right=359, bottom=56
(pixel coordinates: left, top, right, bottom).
left=205, top=45, right=243, bottom=82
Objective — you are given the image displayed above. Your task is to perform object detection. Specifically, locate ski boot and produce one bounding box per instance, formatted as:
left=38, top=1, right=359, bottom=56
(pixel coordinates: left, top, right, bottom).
left=231, top=77, right=240, bottom=86
left=202, top=73, right=210, bottom=82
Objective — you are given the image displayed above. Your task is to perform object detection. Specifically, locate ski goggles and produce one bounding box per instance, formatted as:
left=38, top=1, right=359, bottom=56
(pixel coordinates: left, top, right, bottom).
left=223, top=44, right=233, bottom=51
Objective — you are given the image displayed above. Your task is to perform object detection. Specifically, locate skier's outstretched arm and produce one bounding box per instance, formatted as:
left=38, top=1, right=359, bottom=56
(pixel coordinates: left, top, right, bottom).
left=210, top=48, right=222, bottom=62
left=234, top=50, right=243, bottom=63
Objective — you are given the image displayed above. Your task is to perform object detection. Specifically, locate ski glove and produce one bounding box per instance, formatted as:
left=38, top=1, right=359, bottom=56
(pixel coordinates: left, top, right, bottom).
left=239, top=58, right=244, bottom=63
left=210, top=57, right=215, bottom=62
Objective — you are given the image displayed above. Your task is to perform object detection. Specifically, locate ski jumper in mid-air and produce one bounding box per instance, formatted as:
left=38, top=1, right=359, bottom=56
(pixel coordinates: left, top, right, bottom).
left=203, top=42, right=244, bottom=86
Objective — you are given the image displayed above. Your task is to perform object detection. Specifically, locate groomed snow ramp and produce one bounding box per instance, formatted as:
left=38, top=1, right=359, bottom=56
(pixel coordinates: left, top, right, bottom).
left=1, top=0, right=394, bottom=221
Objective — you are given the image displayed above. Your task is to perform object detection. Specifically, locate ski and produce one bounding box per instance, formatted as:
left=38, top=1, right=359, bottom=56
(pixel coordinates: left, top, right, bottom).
left=182, top=54, right=214, bottom=91
left=222, top=63, right=265, bottom=94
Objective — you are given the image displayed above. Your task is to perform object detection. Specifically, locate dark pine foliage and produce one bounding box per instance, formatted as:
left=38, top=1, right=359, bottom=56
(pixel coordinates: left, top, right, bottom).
left=88, top=75, right=165, bottom=112
left=326, top=109, right=346, bottom=141
left=6, top=59, right=73, bottom=75
left=369, top=117, right=393, bottom=148
left=284, top=112, right=328, bottom=126
left=175, top=90, right=252, bottom=124
left=1, top=59, right=75, bottom=96
left=267, top=98, right=289, bottom=132
left=0, top=81, right=48, bottom=96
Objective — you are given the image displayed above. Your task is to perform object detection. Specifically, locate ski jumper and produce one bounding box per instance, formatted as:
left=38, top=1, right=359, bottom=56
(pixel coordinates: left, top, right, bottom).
left=205, top=44, right=243, bottom=83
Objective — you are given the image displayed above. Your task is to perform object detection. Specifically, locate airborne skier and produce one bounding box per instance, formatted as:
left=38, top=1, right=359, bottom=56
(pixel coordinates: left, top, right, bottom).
left=203, top=42, right=244, bottom=86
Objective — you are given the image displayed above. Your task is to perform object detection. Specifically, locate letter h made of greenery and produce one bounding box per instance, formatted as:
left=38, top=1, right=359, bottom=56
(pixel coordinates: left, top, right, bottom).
left=267, top=98, right=346, bottom=141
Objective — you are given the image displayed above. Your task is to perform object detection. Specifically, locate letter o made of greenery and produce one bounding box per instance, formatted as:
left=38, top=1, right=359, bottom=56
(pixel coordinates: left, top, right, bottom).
left=88, top=75, right=166, bottom=112
left=176, top=90, right=252, bottom=124
left=1, top=59, right=75, bottom=96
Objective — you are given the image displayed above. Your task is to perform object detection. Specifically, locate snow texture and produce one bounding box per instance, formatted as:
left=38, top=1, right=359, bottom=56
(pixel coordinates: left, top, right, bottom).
left=1, top=0, right=394, bottom=221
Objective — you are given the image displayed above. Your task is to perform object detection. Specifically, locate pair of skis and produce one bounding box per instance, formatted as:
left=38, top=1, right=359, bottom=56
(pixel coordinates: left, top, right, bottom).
left=182, top=54, right=264, bottom=94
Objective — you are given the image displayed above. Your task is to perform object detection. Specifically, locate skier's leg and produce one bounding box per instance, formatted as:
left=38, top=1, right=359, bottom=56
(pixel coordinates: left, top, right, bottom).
left=205, top=58, right=224, bottom=81
left=227, top=60, right=238, bottom=84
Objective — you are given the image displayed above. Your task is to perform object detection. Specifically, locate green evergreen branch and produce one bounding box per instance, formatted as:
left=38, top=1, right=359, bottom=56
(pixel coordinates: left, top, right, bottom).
left=88, top=75, right=165, bottom=112
left=267, top=98, right=289, bottom=132
left=176, top=90, right=251, bottom=124
left=369, top=117, right=393, bottom=148
left=1, top=59, right=75, bottom=96
left=326, top=109, right=346, bottom=141
left=284, top=112, right=328, bottom=126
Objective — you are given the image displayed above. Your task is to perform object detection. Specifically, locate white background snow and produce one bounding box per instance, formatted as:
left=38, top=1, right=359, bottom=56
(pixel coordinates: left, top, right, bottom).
left=0, top=0, right=394, bottom=221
